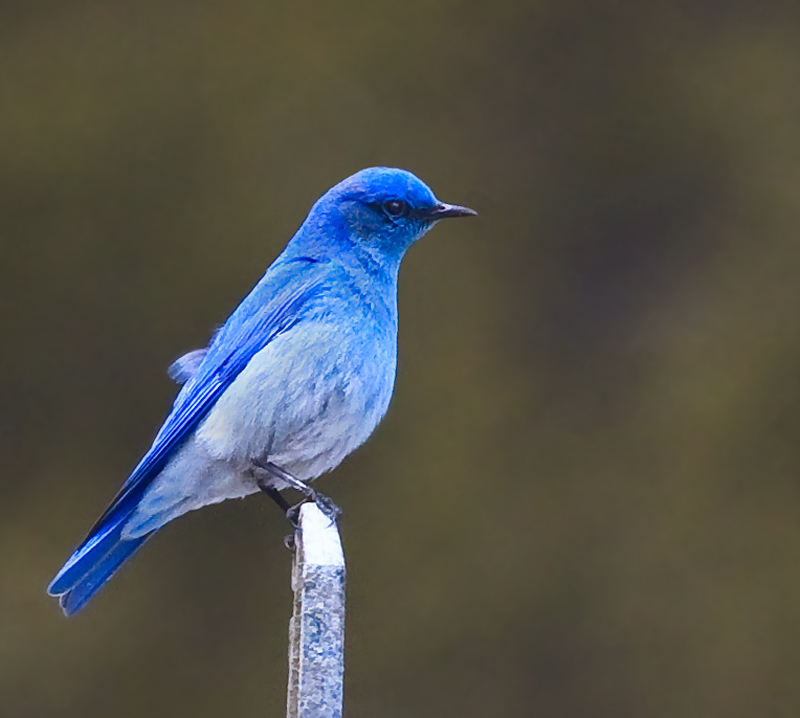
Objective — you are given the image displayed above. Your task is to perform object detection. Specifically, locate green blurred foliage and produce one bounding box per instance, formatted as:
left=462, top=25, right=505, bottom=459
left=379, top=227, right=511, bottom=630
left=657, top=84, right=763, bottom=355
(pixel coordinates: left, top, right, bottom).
left=3, top=1, right=800, bottom=716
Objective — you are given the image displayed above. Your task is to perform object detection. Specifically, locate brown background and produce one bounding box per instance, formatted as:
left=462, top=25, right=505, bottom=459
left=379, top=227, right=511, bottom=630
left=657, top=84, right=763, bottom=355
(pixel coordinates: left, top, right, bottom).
left=3, top=1, right=800, bottom=716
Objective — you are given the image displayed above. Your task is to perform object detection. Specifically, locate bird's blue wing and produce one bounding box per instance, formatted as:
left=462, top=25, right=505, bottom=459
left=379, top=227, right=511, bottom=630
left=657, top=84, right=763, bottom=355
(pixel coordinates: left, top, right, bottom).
left=95, top=257, right=329, bottom=530
left=48, top=258, right=329, bottom=609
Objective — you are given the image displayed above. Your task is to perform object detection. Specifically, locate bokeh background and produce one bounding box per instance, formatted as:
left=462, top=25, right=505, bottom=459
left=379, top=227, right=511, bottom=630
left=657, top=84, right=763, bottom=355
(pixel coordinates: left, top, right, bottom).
left=3, top=1, right=800, bottom=716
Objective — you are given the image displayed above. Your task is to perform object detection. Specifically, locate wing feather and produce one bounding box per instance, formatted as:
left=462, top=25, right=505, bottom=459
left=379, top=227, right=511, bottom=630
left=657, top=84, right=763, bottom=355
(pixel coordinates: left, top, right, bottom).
left=87, top=259, right=328, bottom=534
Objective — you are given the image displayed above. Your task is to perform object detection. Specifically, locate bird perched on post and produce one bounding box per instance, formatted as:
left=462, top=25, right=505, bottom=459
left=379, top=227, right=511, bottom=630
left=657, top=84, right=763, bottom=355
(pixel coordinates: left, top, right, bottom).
left=48, top=167, right=476, bottom=615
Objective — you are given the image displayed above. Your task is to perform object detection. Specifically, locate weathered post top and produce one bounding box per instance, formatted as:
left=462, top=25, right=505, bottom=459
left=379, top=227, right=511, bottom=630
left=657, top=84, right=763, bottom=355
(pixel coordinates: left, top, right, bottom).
left=286, top=503, right=346, bottom=718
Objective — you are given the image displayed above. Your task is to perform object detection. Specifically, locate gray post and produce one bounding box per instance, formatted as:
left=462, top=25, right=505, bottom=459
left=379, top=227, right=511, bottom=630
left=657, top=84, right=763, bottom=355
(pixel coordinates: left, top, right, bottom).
left=286, top=503, right=346, bottom=718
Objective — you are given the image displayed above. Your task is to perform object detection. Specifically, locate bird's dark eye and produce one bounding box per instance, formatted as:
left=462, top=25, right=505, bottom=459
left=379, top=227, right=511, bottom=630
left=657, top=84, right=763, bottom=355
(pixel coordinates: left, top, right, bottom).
left=383, top=199, right=408, bottom=217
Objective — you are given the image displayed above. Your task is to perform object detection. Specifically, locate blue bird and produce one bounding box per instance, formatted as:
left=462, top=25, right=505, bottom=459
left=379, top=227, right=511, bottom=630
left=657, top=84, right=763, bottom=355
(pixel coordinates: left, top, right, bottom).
left=48, top=167, right=476, bottom=615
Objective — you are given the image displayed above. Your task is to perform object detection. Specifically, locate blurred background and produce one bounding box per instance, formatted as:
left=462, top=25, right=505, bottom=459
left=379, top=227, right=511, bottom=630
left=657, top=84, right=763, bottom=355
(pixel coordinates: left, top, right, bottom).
left=3, top=1, right=800, bottom=716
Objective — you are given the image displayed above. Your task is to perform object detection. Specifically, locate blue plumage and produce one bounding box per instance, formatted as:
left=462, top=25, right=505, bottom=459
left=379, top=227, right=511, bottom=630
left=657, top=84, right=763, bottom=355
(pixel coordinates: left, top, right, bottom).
left=48, top=167, right=475, bottom=614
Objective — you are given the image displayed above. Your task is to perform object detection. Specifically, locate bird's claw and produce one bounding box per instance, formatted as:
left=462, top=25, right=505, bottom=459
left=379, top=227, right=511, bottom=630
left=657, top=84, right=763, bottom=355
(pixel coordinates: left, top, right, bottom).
left=310, top=492, right=342, bottom=524
left=286, top=491, right=341, bottom=526
left=286, top=502, right=303, bottom=528
left=253, top=459, right=341, bottom=528
left=281, top=492, right=340, bottom=551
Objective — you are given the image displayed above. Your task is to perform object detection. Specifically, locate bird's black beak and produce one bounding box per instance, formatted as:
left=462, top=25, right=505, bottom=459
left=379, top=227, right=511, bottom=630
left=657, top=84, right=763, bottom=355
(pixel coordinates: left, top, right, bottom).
left=420, top=203, right=478, bottom=220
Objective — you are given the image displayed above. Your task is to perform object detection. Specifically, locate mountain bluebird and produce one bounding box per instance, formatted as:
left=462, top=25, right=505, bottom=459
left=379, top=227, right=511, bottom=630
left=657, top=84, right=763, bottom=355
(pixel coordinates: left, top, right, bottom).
left=48, top=167, right=476, bottom=615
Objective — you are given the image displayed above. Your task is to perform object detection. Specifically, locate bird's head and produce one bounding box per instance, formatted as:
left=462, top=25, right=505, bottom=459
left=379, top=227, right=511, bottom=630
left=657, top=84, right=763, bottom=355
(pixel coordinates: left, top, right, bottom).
left=317, top=167, right=476, bottom=261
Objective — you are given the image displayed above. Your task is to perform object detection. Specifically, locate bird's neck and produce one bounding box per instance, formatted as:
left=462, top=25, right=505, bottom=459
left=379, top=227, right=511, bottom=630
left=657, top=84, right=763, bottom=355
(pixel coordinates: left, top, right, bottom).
left=349, top=242, right=402, bottom=283
left=287, top=218, right=403, bottom=287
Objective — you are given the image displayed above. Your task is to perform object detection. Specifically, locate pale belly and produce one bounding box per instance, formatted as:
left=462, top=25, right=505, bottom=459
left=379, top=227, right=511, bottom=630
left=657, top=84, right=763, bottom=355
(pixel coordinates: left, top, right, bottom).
left=122, top=320, right=395, bottom=538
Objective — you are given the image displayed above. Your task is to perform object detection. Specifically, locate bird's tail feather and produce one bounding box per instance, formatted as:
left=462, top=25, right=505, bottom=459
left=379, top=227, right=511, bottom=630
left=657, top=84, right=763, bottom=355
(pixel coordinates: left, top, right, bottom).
left=48, top=514, right=155, bottom=616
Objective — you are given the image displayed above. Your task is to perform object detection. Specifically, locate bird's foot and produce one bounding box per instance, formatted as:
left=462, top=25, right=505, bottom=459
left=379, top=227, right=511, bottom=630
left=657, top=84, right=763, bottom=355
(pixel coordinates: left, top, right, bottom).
left=252, top=459, right=341, bottom=527
left=287, top=492, right=341, bottom=526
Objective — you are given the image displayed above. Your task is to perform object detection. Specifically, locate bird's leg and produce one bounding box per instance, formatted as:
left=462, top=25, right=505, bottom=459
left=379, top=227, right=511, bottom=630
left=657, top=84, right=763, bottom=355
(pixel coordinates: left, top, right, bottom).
left=259, top=484, right=292, bottom=514
left=251, top=458, right=341, bottom=524
left=264, top=461, right=342, bottom=524
left=253, top=464, right=300, bottom=526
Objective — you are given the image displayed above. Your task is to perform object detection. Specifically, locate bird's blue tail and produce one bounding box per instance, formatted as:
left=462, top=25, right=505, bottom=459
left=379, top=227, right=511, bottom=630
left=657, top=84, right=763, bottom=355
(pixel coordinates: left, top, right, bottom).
left=48, top=513, right=155, bottom=616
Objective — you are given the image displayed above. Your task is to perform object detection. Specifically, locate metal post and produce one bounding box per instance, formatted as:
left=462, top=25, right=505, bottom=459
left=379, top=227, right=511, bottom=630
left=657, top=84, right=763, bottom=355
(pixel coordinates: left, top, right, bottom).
left=286, top=503, right=346, bottom=718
